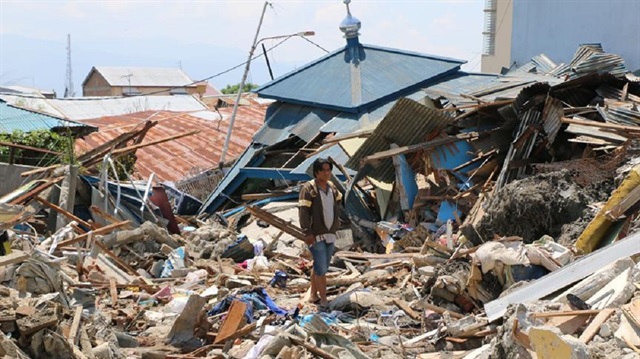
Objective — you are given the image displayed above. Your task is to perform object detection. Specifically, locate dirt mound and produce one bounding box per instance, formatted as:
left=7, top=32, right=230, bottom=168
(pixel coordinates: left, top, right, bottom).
left=475, top=170, right=591, bottom=243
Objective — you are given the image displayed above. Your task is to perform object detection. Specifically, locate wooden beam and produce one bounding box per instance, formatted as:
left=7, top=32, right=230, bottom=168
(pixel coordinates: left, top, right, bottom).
left=55, top=221, right=131, bottom=247
left=35, top=196, right=94, bottom=229
left=214, top=300, right=247, bottom=344
left=531, top=309, right=602, bottom=319
left=94, top=240, right=139, bottom=277
left=393, top=298, right=422, bottom=321
left=111, top=130, right=198, bottom=155
left=561, top=117, right=640, bottom=133
left=284, top=334, right=339, bottom=359
left=418, top=301, right=464, bottom=319
left=360, top=132, right=479, bottom=166
left=67, top=305, right=83, bottom=345
left=322, top=130, right=374, bottom=144
left=10, top=177, right=64, bottom=204
left=0, top=140, right=62, bottom=155
left=0, top=250, right=29, bottom=267
left=579, top=308, right=615, bottom=344
left=246, top=205, right=306, bottom=240
left=109, top=278, right=118, bottom=308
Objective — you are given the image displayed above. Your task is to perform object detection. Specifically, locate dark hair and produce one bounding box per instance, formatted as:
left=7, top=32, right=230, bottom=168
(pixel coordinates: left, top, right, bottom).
left=312, top=157, right=333, bottom=177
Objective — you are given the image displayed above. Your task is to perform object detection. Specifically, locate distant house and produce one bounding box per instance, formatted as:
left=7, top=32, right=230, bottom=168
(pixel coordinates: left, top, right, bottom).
left=81, top=66, right=207, bottom=97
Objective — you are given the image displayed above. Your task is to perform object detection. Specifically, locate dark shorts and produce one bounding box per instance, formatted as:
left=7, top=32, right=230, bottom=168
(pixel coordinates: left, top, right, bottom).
left=309, top=240, right=335, bottom=276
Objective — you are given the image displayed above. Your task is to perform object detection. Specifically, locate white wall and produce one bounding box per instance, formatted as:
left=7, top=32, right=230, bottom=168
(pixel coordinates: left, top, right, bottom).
left=510, top=0, right=640, bottom=71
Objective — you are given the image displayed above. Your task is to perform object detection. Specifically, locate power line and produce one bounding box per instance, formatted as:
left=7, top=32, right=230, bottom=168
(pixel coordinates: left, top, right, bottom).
left=129, top=35, right=312, bottom=98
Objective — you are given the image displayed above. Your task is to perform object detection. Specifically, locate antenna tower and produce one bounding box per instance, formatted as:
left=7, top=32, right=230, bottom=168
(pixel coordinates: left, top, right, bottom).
left=64, top=34, right=75, bottom=97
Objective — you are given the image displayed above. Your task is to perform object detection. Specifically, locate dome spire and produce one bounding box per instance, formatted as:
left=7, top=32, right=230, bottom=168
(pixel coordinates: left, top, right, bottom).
left=339, top=0, right=361, bottom=39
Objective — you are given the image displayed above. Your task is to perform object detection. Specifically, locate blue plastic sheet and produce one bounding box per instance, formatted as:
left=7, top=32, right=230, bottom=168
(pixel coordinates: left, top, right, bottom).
left=207, top=288, right=288, bottom=323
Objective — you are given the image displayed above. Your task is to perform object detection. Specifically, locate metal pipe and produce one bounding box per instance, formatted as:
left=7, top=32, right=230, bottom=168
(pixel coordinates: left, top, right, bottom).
left=219, top=0, right=270, bottom=167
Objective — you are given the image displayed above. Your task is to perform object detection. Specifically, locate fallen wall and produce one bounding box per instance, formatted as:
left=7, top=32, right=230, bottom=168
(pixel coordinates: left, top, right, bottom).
left=0, top=163, right=39, bottom=197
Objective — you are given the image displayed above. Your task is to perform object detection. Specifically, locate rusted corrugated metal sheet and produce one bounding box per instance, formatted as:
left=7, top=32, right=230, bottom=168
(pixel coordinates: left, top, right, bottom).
left=541, top=96, right=564, bottom=145
left=75, top=107, right=265, bottom=183
left=345, top=97, right=452, bottom=183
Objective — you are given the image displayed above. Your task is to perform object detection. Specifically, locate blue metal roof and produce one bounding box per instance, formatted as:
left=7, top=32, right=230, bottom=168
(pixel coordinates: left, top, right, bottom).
left=0, top=101, right=94, bottom=134
left=255, top=44, right=465, bottom=113
left=253, top=103, right=338, bottom=146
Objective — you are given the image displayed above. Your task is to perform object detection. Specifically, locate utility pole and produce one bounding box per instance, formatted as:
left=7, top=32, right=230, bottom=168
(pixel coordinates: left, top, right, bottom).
left=64, top=34, right=75, bottom=98
left=219, top=1, right=270, bottom=167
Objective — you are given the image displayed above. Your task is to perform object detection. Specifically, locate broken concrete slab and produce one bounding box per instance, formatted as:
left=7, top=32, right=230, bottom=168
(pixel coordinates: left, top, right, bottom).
left=485, top=232, right=640, bottom=321
left=553, top=257, right=636, bottom=302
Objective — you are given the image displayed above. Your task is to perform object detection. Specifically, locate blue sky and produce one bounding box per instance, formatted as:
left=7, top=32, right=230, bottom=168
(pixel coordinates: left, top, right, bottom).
left=0, top=0, right=484, bottom=96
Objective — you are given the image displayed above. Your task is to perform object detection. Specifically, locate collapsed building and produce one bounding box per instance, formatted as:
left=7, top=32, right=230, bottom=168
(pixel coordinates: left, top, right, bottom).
left=1, top=4, right=640, bottom=359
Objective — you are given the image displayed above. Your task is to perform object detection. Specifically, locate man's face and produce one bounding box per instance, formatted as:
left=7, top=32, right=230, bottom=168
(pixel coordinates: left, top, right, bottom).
left=315, top=163, right=332, bottom=181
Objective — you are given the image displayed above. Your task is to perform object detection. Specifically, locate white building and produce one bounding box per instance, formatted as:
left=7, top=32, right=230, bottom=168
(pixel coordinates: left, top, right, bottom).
left=481, top=0, right=640, bottom=74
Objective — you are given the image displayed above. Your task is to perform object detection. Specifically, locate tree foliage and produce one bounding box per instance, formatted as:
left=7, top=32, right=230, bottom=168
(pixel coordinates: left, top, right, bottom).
left=221, top=82, right=259, bottom=94
left=0, top=130, right=75, bottom=166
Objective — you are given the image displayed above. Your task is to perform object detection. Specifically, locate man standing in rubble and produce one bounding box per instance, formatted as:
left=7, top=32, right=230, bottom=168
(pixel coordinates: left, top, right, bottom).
left=298, top=158, right=342, bottom=308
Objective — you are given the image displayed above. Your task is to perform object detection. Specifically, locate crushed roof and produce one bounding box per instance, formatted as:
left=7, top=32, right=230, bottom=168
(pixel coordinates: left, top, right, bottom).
left=83, top=66, right=196, bottom=87
left=75, top=106, right=266, bottom=183
left=255, top=44, right=464, bottom=113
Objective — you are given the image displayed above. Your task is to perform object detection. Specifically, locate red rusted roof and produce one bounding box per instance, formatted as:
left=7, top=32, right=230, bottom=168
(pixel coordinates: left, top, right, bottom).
left=75, top=106, right=266, bottom=183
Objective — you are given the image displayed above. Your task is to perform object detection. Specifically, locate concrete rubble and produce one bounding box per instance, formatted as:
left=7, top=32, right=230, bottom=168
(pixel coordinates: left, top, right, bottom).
left=1, top=46, right=640, bottom=359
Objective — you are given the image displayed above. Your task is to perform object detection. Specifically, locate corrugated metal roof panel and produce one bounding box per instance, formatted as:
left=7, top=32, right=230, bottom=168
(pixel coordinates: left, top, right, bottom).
left=541, top=96, right=563, bottom=144
left=255, top=44, right=464, bottom=113
left=253, top=103, right=337, bottom=146
left=290, top=108, right=339, bottom=142
left=90, top=67, right=195, bottom=87
left=75, top=107, right=265, bottom=183
left=0, top=94, right=208, bottom=121
left=0, top=101, right=93, bottom=133
left=570, top=53, right=627, bottom=79
left=345, top=97, right=452, bottom=182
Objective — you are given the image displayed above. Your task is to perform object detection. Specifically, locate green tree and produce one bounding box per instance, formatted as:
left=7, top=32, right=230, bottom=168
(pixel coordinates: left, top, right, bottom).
left=221, top=82, right=259, bottom=94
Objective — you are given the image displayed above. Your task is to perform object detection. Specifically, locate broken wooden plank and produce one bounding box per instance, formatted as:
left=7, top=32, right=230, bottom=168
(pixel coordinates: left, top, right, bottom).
left=361, top=132, right=480, bottom=166
left=284, top=333, right=339, bottom=359
left=34, top=196, right=93, bottom=229
left=417, top=301, right=464, bottom=319
left=485, top=232, right=640, bottom=321
left=393, top=298, right=422, bottom=321
left=94, top=240, right=139, bottom=277
left=9, top=177, right=63, bottom=204
left=606, top=185, right=640, bottom=220
left=109, top=278, right=118, bottom=307
left=246, top=206, right=306, bottom=240
left=214, top=300, right=247, bottom=344
left=67, top=305, right=83, bottom=345
left=579, top=308, right=615, bottom=344
left=531, top=309, right=602, bottom=318
left=207, top=322, right=257, bottom=343
left=0, top=140, right=62, bottom=155
left=0, top=250, right=29, bottom=267
left=55, top=220, right=131, bottom=247
left=334, top=251, right=418, bottom=260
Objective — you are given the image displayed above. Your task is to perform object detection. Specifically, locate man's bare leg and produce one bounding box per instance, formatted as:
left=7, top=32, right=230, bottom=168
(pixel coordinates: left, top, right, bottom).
left=317, top=274, right=328, bottom=305
left=309, top=270, right=320, bottom=303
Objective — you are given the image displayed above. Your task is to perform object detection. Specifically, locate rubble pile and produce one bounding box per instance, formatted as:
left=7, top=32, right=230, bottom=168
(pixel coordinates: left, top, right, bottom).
left=0, top=45, right=640, bottom=359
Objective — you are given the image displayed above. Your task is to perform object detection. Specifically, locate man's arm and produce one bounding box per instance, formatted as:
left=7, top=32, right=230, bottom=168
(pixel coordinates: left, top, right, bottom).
left=298, top=184, right=315, bottom=245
